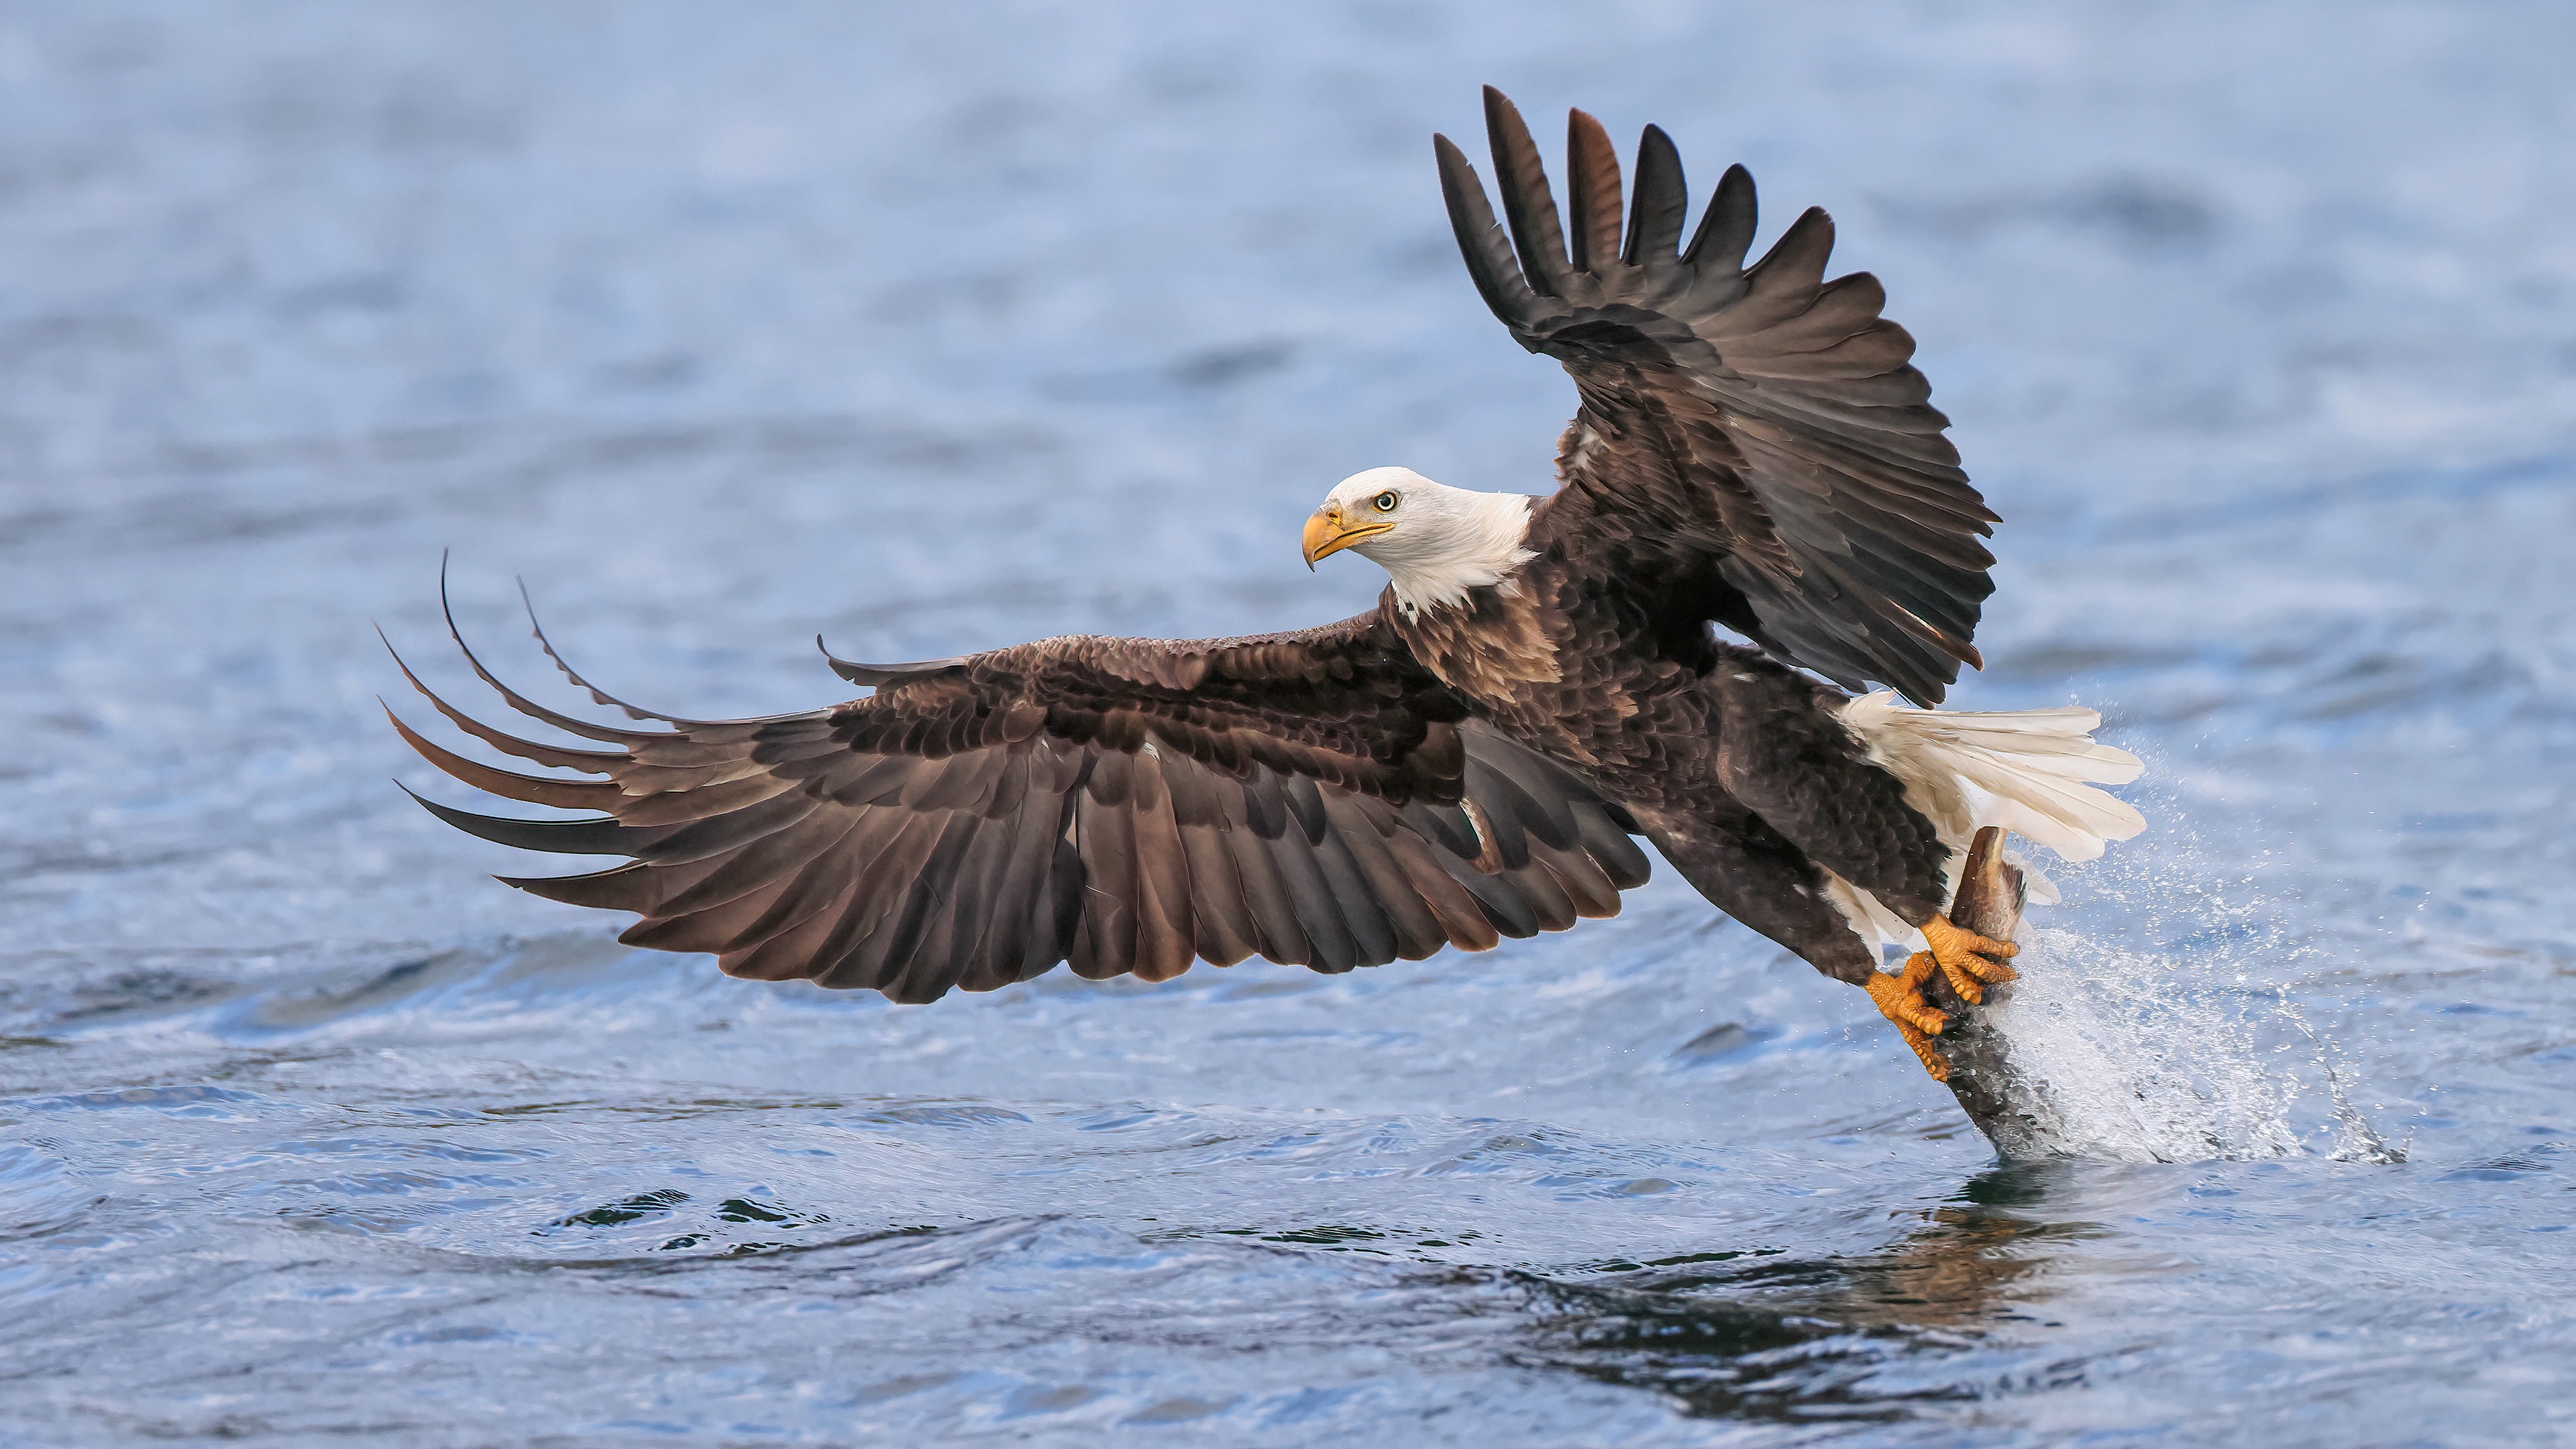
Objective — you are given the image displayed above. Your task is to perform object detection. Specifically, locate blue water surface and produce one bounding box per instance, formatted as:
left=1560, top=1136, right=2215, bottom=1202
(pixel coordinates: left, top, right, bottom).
left=1, top=4, right=2571, bottom=1445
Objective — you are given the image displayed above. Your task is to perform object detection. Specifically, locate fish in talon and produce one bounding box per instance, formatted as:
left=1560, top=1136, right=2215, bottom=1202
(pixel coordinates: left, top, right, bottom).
left=1911, top=826, right=2069, bottom=1155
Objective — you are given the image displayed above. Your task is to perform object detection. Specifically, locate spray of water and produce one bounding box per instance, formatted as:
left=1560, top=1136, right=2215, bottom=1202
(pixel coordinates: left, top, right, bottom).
left=1973, top=926, right=2295, bottom=1161
left=1962, top=806, right=2402, bottom=1165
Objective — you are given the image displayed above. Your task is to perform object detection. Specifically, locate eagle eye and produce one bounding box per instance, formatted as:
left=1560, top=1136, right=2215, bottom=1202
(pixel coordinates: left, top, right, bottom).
left=1372, top=490, right=1400, bottom=513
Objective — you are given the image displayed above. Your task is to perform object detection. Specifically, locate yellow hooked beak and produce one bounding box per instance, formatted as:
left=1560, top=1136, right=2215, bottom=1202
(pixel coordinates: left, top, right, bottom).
left=1301, top=505, right=1393, bottom=568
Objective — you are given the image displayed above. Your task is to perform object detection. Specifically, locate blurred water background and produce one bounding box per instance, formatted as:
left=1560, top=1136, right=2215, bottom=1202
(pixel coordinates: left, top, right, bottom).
left=2, top=3, right=2571, bottom=1444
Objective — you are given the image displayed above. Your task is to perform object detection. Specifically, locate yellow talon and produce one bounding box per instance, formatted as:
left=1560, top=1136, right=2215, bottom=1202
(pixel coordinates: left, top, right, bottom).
left=1865, top=916, right=2023, bottom=1081
left=1919, top=913, right=2019, bottom=1005
left=1865, top=953, right=1951, bottom=1081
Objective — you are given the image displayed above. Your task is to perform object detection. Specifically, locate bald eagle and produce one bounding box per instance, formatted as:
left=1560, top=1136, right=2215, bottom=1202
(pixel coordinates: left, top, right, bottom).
left=390, top=89, right=2143, bottom=1080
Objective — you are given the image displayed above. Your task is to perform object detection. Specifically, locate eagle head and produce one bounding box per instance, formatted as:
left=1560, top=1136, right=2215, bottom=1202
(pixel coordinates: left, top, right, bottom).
left=1302, top=466, right=1538, bottom=617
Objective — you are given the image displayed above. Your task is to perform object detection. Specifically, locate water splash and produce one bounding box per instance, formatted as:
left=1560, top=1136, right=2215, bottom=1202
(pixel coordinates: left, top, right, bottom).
left=1963, top=902, right=2402, bottom=1165
left=1974, top=925, right=2303, bottom=1161
left=1927, top=744, right=2409, bottom=1165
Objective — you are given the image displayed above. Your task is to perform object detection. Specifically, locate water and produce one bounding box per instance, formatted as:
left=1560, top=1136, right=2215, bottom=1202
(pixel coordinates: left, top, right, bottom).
left=3, top=3, right=2571, bottom=1444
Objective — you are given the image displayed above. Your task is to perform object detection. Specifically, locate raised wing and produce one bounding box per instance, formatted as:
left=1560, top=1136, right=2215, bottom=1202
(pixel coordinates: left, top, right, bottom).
left=1438, top=87, right=1997, bottom=705
left=388, top=598, right=1650, bottom=1004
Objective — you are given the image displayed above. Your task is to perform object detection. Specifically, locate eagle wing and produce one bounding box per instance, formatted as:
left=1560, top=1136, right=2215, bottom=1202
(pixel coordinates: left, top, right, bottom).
left=1438, top=87, right=1996, bottom=706
left=388, top=600, right=1649, bottom=1004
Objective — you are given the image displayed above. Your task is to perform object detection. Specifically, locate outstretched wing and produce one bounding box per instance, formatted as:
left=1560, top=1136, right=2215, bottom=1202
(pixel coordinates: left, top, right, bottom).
left=1438, top=87, right=1996, bottom=706
left=388, top=600, right=1650, bottom=1004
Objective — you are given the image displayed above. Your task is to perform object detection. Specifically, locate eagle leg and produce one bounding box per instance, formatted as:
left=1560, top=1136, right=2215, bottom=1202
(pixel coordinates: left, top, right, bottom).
left=1919, top=914, right=2020, bottom=1004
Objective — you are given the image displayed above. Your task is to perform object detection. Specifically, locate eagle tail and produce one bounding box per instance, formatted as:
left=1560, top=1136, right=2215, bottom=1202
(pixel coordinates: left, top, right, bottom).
left=1839, top=691, right=2147, bottom=869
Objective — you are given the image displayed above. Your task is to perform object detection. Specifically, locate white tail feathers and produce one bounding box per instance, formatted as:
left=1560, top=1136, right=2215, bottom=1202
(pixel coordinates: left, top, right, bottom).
left=1839, top=691, right=2146, bottom=864
left=1821, top=693, right=2145, bottom=957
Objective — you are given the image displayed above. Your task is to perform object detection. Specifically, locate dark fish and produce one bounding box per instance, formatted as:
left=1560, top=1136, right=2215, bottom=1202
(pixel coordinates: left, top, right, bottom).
left=1923, top=826, right=2055, bottom=1157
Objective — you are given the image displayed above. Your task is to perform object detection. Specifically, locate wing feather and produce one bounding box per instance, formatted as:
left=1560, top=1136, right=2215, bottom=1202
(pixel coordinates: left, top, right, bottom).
left=393, top=600, right=1652, bottom=1001
left=1484, top=87, right=1571, bottom=298
left=1622, top=124, right=1688, bottom=265
left=1266, top=820, right=1360, bottom=973
left=1220, top=794, right=1310, bottom=965
left=1124, top=750, right=1197, bottom=983
left=502, top=861, right=655, bottom=912
left=1564, top=107, right=1623, bottom=274
left=1683, top=162, right=1758, bottom=275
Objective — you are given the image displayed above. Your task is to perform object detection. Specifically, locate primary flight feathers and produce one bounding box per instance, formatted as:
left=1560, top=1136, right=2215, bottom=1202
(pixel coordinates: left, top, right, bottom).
left=389, top=580, right=1650, bottom=1003
left=1446, top=86, right=1995, bottom=708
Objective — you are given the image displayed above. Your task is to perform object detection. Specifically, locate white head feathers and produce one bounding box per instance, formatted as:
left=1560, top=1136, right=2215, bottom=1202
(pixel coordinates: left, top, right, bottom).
left=1312, top=467, right=1538, bottom=618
